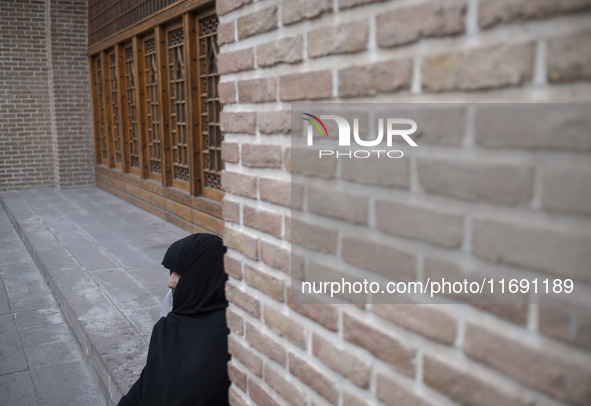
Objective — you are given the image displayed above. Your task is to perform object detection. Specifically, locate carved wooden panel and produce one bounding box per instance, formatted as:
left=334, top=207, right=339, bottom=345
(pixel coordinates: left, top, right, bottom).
left=109, top=50, right=123, bottom=170
left=143, top=37, right=162, bottom=179
left=198, top=13, right=222, bottom=196
left=125, top=44, right=140, bottom=174
left=94, top=56, right=108, bottom=164
left=89, top=3, right=224, bottom=213
left=167, top=26, right=189, bottom=191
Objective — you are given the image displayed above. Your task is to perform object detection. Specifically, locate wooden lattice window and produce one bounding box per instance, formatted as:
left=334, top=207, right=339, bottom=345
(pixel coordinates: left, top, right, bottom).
left=125, top=44, right=140, bottom=174
left=143, top=37, right=162, bottom=179
left=167, top=25, right=189, bottom=191
left=89, top=6, right=223, bottom=202
left=109, top=51, right=123, bottom=170
left=198, top=14, right=222, bottom=195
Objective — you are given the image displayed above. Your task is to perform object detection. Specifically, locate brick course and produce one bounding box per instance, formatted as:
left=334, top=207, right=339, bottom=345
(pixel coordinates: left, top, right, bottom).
left=472, top=217, right=591, bottom=282
left=218, top=48, right=254, bottom=74
left=241, top=144, right=282, bottom=169
left=256, top=37, right=303, bottom=67
left=279, top=70, right=332, bottom=101
left=263, top=306, right=307, bottom=349
left=288, top=352, right=339, bottom=404
left=424, top=355, right=535, bottom=406
left=245, top=322, right=286, bottom=365
left=417, top=157, right=535, bottom=206
left=376, top=0, right=466, bottom=48
left=263, top=363, right=307, bottom=406
left=244, top=264, right=285, bottom=301
left=237, top=6, right=277, bottom=39
left=547, top=29, right=591, bottom=83
left=338, top=59, right=412, bottom=98
left=238, top=78, right=277, bottom=104
left=312, top=333, right=372, bottom=388
left=422, top=43, right=535, bottom=92
left=464, top=322, right=591, bottom=405
left=479, top=0, right=591, bottom=29
left=376, top=374, right=434, bottom=406
left=308, top=21, right=369, bottom=58
left=281, top=0, right=332, bottom=26
left=375, top=199, right=464, bottom=248
left=343, top=313, right=416, bottom=376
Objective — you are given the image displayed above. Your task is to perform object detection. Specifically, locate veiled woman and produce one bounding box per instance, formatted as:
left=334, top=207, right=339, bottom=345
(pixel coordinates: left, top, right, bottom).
left=118, top=233, right=230, bottom=406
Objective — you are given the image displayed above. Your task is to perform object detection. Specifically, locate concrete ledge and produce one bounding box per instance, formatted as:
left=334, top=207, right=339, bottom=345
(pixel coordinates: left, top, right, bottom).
left=0, top=189, right=187, bottom=405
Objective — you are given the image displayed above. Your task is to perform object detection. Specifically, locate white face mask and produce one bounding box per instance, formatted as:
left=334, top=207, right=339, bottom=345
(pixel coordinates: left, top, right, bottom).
left=159, top=288, right=173, bottom=318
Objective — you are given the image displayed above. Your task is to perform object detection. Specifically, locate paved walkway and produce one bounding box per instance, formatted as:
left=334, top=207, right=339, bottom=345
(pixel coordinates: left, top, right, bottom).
left=0, top=200, right=107, bottom=405
left=0, top=188, right=188, bottom=405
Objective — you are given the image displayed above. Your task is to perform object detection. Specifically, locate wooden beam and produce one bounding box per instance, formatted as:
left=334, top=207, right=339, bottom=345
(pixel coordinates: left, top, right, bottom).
left=95, top=165, right=222, bottom=217
left=96, top=169, right=222, bottom=234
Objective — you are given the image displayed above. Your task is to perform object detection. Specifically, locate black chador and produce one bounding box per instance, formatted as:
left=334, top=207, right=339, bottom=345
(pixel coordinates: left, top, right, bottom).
left=118, top=234, right=230, bottom=406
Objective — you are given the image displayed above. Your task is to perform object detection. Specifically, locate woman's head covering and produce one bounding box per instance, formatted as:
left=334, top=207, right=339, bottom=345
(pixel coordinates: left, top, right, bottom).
left=161, top=233, right=227, bottom=316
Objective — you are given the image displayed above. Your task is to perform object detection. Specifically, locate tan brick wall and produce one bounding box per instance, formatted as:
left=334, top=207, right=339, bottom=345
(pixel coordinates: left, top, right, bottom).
left=218, top=0, right=591, bottom=405
left=0, top=0, right=94, bottom=191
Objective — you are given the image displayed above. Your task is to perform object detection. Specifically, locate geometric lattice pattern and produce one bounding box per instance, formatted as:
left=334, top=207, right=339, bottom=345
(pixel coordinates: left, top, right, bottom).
left=95, top=56, right=108, bottom=163
left=109, top=51, right=121, bottom=167
left=90, top=11, right=222, bottom=200
left=125, top=45, right=140, bottom=169
left=198, top=14, right=222, bottom=190
left=144, top=37, right=161, bottom=175
left=167, top=27, right=189, bottom=186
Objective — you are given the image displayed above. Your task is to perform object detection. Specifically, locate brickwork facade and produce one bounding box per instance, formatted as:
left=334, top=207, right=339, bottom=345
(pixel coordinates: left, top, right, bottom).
left=218, top=1, right=591, bottom=405
left=0, top=0, right=94, bottom=191
left=49, top=0, right=95, bottom=188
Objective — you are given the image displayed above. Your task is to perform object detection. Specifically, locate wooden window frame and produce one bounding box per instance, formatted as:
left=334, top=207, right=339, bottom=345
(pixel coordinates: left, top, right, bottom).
left=196, top=10, right=223, bottom=201
left=124, top=41, right=142, bottom=176
left=141, top=35, right=163, bottom=182
left=164, top=21, right=191, bottom=192
left=89, top=1, right=224, bottom=208
left=90, top=54, right=109, bottom=166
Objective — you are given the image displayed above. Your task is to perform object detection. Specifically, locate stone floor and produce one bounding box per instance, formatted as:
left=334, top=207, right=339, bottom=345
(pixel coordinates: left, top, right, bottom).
left=0, top=201, right=107, bottom=406
left=0, top=187, right=189, bottom=405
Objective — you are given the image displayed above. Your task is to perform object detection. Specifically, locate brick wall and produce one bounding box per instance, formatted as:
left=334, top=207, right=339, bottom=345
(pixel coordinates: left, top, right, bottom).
left=0, top=0, right=94, bottom=191
left=0, top=0, right=55, bottom=190
left=49, top=0, right=95, bottom=188
left=218, top=1, right=591, bottom=406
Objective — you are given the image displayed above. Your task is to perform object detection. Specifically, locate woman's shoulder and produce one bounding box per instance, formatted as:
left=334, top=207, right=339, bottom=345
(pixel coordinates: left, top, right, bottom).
left=148, top=314, right=182, bottom=343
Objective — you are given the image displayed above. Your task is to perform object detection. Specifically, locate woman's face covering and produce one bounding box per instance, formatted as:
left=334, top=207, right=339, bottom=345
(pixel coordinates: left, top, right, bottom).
left=161, top=233, right=227, bottom=315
